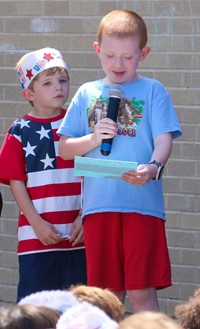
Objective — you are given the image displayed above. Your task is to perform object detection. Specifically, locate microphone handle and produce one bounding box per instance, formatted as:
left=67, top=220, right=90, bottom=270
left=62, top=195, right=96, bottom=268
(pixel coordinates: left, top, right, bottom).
left=101, top=97, right=121, bottom=156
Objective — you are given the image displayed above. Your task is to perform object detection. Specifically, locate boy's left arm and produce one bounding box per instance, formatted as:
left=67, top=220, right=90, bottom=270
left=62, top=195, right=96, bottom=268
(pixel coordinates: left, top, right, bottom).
left=122, top=132, right=172, bottom=185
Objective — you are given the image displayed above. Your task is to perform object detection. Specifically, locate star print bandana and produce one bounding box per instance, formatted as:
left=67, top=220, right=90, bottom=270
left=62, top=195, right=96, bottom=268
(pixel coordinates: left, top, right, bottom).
left=16, top=47, right=70, bottom=89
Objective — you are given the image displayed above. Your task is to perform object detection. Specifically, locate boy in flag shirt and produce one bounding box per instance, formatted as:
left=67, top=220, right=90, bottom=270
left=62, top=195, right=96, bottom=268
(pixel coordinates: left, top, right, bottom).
left=0, top=47, right=86, bottom=301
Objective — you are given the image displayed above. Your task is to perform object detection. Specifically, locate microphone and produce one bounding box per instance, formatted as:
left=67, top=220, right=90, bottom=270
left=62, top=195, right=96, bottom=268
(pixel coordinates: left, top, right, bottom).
left=101, top=84, right=123, bottom=156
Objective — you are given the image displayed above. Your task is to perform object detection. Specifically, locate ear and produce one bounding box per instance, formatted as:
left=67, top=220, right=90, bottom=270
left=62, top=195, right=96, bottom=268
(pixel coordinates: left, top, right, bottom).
left=22, top=88, right=34, bottom=102
left=93, top=41, right=101, bottom=56
left=140, top=46, right=151, bottom=61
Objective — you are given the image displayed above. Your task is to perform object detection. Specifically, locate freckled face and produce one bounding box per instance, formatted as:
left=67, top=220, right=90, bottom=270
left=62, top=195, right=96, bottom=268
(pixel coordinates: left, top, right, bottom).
left=94, top=35, right=149, bottom=84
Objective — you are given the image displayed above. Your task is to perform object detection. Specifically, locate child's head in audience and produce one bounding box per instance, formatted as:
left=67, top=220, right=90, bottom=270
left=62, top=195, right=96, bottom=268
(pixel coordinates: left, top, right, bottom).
left=0, top=303, right=60, bottom=329
left=69, top=284, right=124, bottom=322
left=175, top=287, right=200, bottom=329
left=118, top=311, right=182, bottom=329
left=56, top=301, right=118, bottom=329
left=19, top=289, right=79, bottom=314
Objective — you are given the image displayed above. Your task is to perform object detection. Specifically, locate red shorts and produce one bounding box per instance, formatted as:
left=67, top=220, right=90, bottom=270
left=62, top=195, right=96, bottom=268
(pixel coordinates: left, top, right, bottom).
left=83, top=212, right=171, bottom=291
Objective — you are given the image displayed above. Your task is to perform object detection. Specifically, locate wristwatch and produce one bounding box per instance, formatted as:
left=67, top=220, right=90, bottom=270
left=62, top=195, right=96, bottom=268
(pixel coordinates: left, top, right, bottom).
left=148, top=160, right=164, bottom=180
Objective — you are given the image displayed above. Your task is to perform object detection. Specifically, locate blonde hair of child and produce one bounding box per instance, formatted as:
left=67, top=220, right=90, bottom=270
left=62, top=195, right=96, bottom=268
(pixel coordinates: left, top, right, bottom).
left=69, top=284, right=124, bottom=322
left=175, top=287, right=200, bottom=329
left=118, top=311, right=182, bottom=329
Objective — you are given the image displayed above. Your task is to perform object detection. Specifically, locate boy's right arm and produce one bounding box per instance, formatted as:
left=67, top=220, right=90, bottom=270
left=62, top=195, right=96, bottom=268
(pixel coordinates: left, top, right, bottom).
left=58, top=117, right=118, bottom=160
left=10, top=180, right=62, bottom=246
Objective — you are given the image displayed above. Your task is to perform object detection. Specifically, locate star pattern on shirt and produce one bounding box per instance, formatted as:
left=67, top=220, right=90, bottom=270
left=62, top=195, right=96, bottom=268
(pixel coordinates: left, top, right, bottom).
left=40, top=154, right=55, bottom=169
left=10, top=118, right=57, bottom=172
left=43, top=52, right=54, bottom=61
left=36, top=126, right=51, bottom=140
left=26, top=69, right=34, bottom=80
left=23, top=142, right=37, bottom=157
left=17, top=119, right=31, bottom=129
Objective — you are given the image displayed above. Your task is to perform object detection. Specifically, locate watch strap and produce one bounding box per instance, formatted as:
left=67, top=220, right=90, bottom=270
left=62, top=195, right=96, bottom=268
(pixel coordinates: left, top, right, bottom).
left=148, top=160, right=164, bottom=180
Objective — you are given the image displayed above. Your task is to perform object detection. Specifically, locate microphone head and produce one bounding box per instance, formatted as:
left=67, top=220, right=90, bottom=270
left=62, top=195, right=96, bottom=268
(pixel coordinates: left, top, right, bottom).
left=109, top=84, right=124, bottom=99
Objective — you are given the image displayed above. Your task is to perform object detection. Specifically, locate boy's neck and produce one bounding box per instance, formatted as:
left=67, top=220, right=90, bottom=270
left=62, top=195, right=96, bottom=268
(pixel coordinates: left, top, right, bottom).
left=28, top=107, right=62, bottom=119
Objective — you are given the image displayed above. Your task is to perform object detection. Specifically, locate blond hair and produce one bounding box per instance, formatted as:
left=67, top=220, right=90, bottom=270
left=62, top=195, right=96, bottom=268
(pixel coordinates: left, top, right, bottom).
left=97, top=9, right=148, bottom=49
left=69, top=284, right=124, bottom=322
left=175, top=288, right=200, bottom=329
left=118, top=311, right=182, bottom=329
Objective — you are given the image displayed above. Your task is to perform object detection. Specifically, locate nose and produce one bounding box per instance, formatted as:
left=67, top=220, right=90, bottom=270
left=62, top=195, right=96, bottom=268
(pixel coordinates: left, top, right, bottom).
left=114, top=57, right=123, bottom=69
left=55, top=81, right=62, bottom=90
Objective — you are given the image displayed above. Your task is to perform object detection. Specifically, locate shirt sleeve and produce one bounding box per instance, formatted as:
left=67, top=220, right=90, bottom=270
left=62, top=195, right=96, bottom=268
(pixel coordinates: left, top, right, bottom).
left=0, top=132, right=27, bottom=185
left=151, top=81, right=182, bottom=139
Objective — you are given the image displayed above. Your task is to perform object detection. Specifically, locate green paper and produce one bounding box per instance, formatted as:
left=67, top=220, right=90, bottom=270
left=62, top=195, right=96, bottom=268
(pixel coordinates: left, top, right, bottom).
left=74, top=156, right=138, bottom=179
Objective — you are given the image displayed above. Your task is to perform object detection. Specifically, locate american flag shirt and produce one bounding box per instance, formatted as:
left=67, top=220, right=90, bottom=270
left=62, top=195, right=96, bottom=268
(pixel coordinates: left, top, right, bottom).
left=0, top=109, right=84, bottom=255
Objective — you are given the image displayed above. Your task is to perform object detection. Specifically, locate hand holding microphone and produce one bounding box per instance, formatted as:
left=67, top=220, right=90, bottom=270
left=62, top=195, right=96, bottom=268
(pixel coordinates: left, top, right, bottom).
left=100, top=84, right=123, bottom=156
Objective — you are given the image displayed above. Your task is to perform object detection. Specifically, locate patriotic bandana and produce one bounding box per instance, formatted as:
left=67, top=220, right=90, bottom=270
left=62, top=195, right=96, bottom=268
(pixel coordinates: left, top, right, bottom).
left=16, top=47, right=70, bottom=89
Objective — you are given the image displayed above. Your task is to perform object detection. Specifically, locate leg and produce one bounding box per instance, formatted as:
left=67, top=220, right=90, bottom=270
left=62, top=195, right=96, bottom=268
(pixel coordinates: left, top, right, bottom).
left=111, top=290, right=126, bottom=304
left=127, top=287, right=159, bottom=312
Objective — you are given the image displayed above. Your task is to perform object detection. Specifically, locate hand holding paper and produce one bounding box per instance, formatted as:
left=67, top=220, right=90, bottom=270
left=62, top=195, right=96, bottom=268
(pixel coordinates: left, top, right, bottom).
left=74, top=156, right=138, bottom=179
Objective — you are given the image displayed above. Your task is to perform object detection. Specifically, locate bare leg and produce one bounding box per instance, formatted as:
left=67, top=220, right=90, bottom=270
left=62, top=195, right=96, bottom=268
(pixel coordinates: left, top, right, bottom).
left=127, top=287, right=159, bottom=313
left=111, top=290, right=126, bottom=304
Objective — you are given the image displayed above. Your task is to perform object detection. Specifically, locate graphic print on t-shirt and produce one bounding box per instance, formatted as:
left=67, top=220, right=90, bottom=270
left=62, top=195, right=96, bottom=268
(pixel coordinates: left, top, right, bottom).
left=87, top=96, right=144, bottom=138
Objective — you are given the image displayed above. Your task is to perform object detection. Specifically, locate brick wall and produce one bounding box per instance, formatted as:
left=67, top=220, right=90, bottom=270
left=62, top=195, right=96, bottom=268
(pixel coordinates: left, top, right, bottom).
left=0, top=0, right=199, bottom=316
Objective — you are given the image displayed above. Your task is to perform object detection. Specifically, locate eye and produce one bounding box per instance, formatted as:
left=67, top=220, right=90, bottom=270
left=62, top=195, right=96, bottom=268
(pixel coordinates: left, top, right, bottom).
left=60, top=78, right=68, bottom=84
left=43, top=81, right=51, bottom=86
left=124, top=55, right=133, bottom=60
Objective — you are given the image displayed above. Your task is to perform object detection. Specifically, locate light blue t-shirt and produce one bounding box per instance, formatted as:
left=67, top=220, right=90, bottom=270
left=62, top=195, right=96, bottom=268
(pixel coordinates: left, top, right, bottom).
left=58, top=77, right=182, bottom=220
